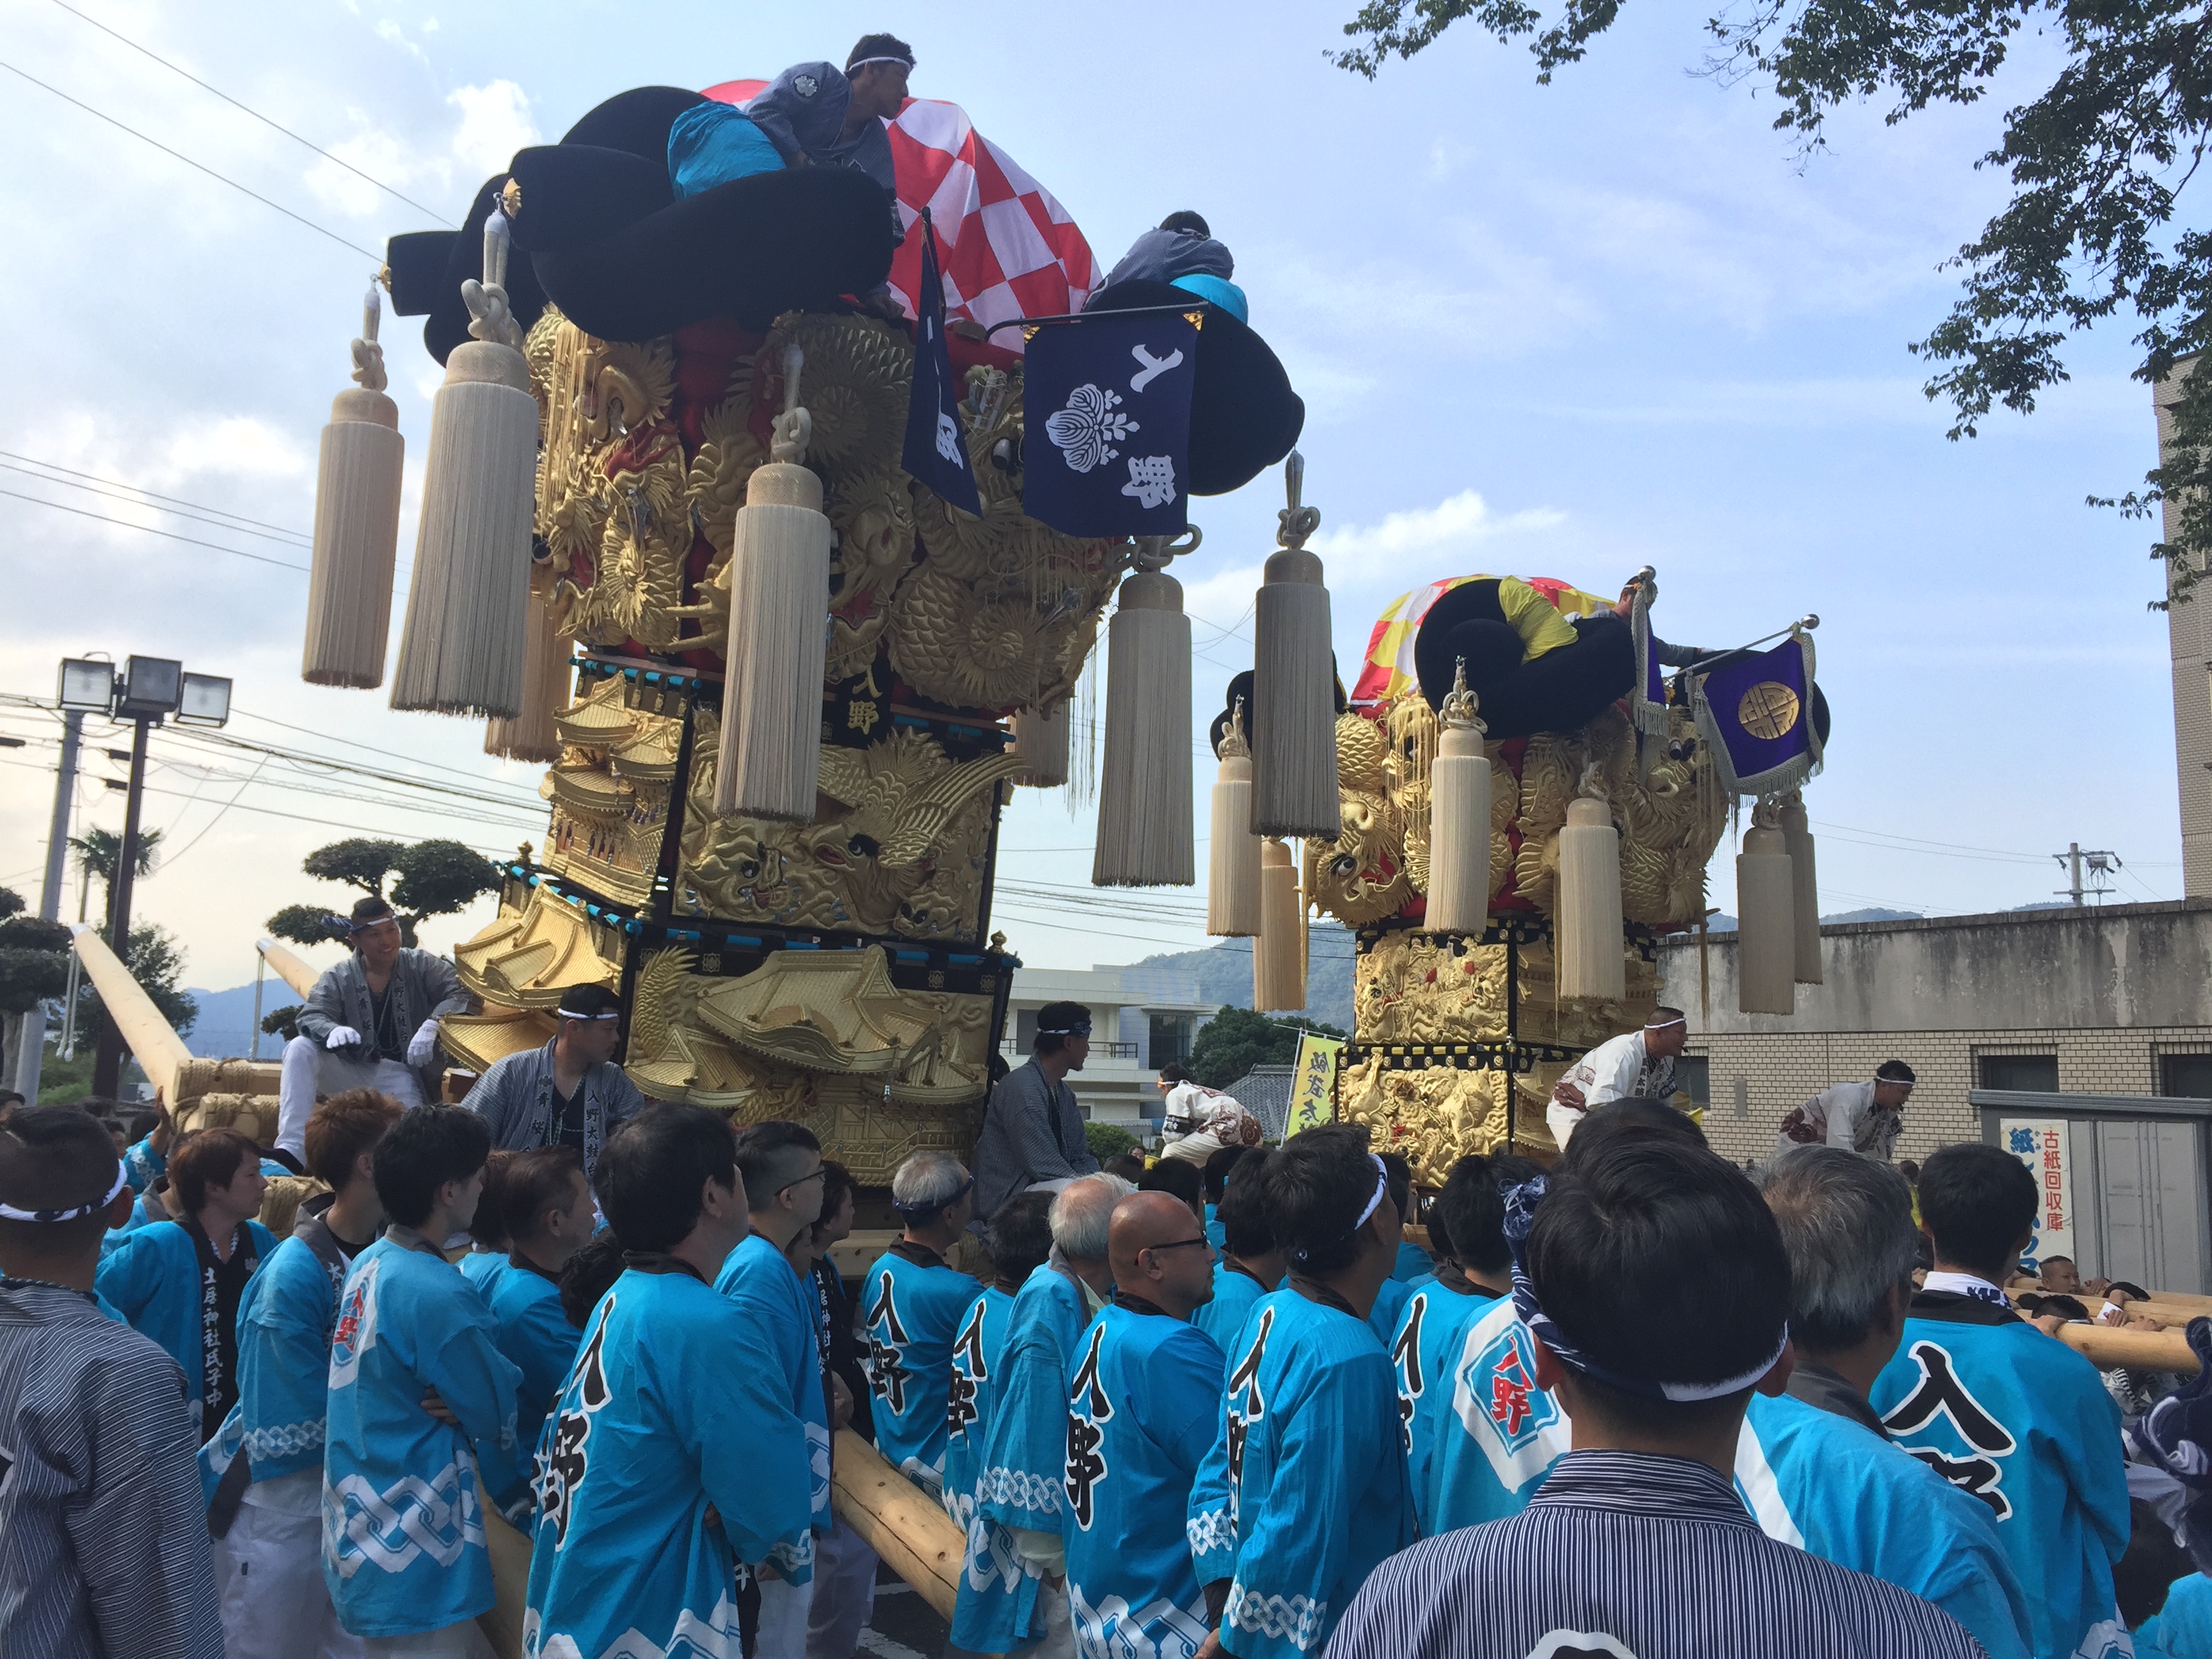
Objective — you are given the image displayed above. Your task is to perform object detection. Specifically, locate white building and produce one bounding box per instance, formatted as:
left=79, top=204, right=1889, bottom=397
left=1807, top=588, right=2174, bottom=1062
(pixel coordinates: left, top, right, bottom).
left=1003, top=964, right=1220, bottom=1127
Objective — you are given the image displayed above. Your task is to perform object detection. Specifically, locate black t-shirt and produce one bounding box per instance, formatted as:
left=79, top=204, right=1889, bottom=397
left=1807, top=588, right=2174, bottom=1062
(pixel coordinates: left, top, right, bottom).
left=553, top=1082, right=585, bottom=1151
left=184, top=1218, right=261, bottom=1444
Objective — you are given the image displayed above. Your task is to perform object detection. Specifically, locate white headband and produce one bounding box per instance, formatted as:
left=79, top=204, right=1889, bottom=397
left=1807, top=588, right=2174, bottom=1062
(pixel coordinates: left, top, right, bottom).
left=848, top=55, right=912, bottom=70
left=556, top=1006, right=619, bottom=1022
left=1644, top=1017, right=1685, bottom=1031
left=0, top=1160, right=128, bottom=1223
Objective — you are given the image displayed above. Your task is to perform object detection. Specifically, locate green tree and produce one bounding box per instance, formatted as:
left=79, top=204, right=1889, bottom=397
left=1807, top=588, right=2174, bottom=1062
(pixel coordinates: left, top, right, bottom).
left=0, top=888, right=72, bottom=1016
left=1084, top=1120, right=1140, bottom=1162
left=1187, top=1006, right=1350, bottom=1090
left=267, top=837, right=500, bottom=948
left=74, top=922, right=198, bottom=1046
left=1332, top=0, right=2212, bottom=598
left=69, top=826, right=163, bottom=925
left=260, top=1004, right=304, bottom=1042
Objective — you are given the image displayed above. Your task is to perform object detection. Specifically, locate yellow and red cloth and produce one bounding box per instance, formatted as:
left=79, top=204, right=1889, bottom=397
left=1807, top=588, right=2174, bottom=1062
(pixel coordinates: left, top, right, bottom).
left=1352, top=575, right=1613, bottom=705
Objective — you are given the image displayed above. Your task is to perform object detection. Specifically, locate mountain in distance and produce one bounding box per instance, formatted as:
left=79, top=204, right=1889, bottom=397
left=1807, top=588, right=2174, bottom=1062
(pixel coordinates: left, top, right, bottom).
left=1111, top=924, right=1355, bottom=1033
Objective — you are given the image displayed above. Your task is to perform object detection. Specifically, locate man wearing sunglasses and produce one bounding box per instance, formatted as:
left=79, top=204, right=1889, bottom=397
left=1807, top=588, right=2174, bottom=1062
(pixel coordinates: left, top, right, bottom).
left=1063, top=1191, right=1224, bottom=1658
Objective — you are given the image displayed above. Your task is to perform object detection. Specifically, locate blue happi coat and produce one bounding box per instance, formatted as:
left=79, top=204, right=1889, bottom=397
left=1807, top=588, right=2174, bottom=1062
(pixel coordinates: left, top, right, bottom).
left=947, top=1283, right=1048, bottom=1654
left=95, top=1214, right=277, bottom=1437
left=200, top=1227, right=352, bottom=1498
left=523, top=1267, right=816, bottom=1659
left=479, top=1254, right=581, bottom=1502
left=321, top=1233, right=523, bottom=1638
left=863, top=1242, right=981, bottom=1497
left=1065, top=1302, right=1225, bottom=1659
left=1387, top=1281, right=1502, bottom=1532
left=1187, top=1289, right=1415, bottom=1659
left=1431, top=1296, right=2038, bottom=1659
left=1366, top=1273, right=1412, bottom=1347
left=1192, top=1260, right=1273, bottom=1355
left=2137, top=1572, right=2212, bottom=1659
left=1871, top=1295, right=2131, bottom=1659
left=458, top=1248, right=504, bottom=1291
left=714, top=1233, right=831, bottom=1570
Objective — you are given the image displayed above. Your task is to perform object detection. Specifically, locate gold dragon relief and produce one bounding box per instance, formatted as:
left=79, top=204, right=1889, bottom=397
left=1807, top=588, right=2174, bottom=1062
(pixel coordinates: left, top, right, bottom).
left=1338, top=1058, right=1556, bottom=1184
left=675, top=711, right=1019, bottom=941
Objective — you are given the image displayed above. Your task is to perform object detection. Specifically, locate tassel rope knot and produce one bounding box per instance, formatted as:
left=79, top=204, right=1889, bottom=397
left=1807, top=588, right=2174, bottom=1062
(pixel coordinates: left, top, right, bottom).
left=771, top=342, right=813, bottom=462
left=462, top=211, right=523, bottom=350
left=1437, top=657, right=1485, bottom=735
left=1277, top=451, right=1320, bottom=549
left=350, top=281, right=388, bottom=394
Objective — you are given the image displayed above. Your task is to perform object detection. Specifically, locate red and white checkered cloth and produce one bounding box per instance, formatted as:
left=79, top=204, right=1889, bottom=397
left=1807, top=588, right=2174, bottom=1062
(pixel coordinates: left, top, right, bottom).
left=700, top=83, right=1099, bottom=356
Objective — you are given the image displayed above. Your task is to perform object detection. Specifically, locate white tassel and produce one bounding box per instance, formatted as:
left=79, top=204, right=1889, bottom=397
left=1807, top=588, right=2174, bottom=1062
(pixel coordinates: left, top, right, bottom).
left=1778, top=792, right=1822, bottom=985
left=1253, top=452, right=1339, bottom=837
left=1012, top=701, right=1069, bottom=788
left=485, top=583, right=570, bottom=762
left=1208, top=697, right=1262, bottom=937
left=1094, top=534, right=1196, bottom=887
left=1557, top=777, right=1625, bottom=1001
left=392, top=215, right=535, bottom=717
left=1737, top=801, right=1797, bottom=1015
left=1425, top=659, right=1492, bottom=935
left=304, top=283, right=404, bottom=689
left=715, top=344, right=831, bottom=822
left=1254, top=836, right=1305, bottom=1012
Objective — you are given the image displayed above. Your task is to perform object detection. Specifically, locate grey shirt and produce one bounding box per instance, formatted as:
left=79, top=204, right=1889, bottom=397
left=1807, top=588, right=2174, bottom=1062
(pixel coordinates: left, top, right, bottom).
left=467, top=1039, right=644, bottom=1181
left=746, top=61, right=896, bottom=193
left=1105, top=226, right=1234, bottom=289
left=0, top=1280, right=223, bottom=1658
left=971, top=1057, right=1099, bottom=1221
left=295, top=947, right=472, bottom=1098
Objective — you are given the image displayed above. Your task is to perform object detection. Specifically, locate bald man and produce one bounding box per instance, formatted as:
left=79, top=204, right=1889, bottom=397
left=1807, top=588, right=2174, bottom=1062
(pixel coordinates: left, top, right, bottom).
left=1062, top=1192, right=1225, bottom=1657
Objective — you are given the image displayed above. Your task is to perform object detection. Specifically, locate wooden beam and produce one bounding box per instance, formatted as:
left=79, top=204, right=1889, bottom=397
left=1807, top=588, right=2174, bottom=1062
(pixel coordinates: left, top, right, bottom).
left=830, top=1428, right=965, bottom=1622
left=255, top=936, right=321, bottom=1000
left=2053, top=1322, right=2200, bottom=1374
left=478, top=1506, right=531, bottom=1659
left=70, top=925, right=192, bottom=1099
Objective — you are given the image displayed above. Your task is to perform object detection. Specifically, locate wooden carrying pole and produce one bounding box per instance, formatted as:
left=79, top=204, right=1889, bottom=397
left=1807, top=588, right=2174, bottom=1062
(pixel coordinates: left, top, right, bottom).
left=2053, top=1322, right=2200, bottom=1374
left=832, top=1428, right=965, bottom=1622
left=256, top=936, right=321, bottom=1000
left=70, top=924, right=192, bottom=1099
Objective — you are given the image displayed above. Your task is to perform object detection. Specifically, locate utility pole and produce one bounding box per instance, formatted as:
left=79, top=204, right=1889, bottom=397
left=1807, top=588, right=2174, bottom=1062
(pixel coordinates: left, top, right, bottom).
left=91, top=712, right=154, bottom=1098
left=2053, top=842, right=2123, bottom=907
left=13, top=710, right=84, bottom=1101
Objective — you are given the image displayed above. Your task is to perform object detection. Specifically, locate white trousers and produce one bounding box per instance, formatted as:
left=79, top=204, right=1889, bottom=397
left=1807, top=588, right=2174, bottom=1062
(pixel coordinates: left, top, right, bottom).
left=756, top=1574, right=813, bottom=1658
left=806, top=1517, right=878, bottom=1659
left=279, top=1035, right=426, bottom=1160
left=1019, top=1582, right=1074, bottom=1658
left=1545, top=1101, right=1583, bottom=1153
left=211, top=1469, right=365, bottom=1659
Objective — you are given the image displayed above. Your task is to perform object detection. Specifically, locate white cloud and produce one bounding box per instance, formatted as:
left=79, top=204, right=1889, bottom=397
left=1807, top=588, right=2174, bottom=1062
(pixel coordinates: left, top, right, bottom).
left=153, top=419, right=312, bottom=486
left=448, top=81, right=539, bottom=178
left=1312, top=489, right=1566, bottom=564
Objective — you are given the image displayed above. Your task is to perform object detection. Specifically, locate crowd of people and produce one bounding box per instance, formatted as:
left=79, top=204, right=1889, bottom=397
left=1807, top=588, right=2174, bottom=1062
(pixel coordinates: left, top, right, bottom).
left=8, top=972, right=2212, bottom=1659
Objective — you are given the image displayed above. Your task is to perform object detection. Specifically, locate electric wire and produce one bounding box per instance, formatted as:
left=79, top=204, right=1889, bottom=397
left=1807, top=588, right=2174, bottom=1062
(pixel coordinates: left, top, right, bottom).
left=0, top=458, right=312, bottom=548
left=0, top=485, right=310, bottom=571
left=0, top=60, right=384, bottom=260
left=46, top=0, right=455, bottom=225
left=0, top=450, right=313, bottom=541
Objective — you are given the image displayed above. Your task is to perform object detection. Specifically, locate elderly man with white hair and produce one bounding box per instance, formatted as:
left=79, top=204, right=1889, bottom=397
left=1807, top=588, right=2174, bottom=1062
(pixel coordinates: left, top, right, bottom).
left=861, top=1151, right=981, bottom=1499
left=973, top=1172, right=1132, bottom=1658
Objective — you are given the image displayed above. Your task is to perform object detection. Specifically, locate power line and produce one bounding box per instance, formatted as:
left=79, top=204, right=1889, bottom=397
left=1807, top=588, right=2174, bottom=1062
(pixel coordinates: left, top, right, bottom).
left=0, top=60, right=383, bottom=260
left=0, top=457, right=310, bottom=547
left=0, top=485, right=309, bottom=571
left=47, top=0, right=454, bottom=226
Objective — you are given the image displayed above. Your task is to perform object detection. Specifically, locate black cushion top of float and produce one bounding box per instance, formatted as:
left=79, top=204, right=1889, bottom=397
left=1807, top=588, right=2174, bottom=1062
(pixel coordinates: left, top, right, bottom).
left=529, top=164, right=897, bottom=344
left=386, top=174, right=551, bottom=366
left=1082, top=276, right=1303, bottom=498
left=504, top=144, right=672, bottom=254
left=560, top=85, right=710, bottom=159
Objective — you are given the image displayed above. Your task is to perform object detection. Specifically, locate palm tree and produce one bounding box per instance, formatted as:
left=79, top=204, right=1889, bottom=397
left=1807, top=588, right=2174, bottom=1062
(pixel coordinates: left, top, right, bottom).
left=69, top=826, right=163, bottom=926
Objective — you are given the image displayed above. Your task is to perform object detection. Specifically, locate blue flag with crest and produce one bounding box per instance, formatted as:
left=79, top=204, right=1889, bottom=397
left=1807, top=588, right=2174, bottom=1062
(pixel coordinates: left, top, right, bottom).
left=1022, top=308, right=1197, bottom=538
left=1692, top=630, right=1822, bottom=796
left=901, top=210, right=981, bottom=517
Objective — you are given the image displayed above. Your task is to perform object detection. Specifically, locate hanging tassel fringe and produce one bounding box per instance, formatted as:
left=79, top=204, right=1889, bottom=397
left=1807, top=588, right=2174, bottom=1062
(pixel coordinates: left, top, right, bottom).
left=304, top=283, right=404, bottom=689
left=1557, top=773, right=1626, bottom=1001
left=1094, top=535, right=1196, bottom=886
left=1012, top=701, right=1070, bottom=788
left=714, top=343, right=832, bottom=823
left=485, top=582, right=570, bottom=762
left=391, top=214, right=535, bottom=716
left=1254, top=837, right=1305, bottom=1012
left=1425, top=659, right=1492, bottom=935
left=1208, top=697, right=1262, bottom=937
left=1779, top=792, right=1823, bottom=985
left=1737, top=800, right=1797, bottom=1015
left=1252, top=452, right=1340, bottom=837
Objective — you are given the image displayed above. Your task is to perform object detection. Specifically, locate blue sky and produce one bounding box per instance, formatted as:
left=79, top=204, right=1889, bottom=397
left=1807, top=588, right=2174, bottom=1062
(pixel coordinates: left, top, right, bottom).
left=0, top=0, right=2179, bottom=998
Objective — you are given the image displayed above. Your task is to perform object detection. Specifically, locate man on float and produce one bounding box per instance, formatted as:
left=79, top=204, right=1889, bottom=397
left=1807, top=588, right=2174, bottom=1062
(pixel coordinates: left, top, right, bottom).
left=1776, top=1061, right=1916, bottom=1164
left=276, top=896, right=470, bottom=1163
left=1546, top=1008, right=1689, bottom=1151
left=744, top=35, right=912, bottom=190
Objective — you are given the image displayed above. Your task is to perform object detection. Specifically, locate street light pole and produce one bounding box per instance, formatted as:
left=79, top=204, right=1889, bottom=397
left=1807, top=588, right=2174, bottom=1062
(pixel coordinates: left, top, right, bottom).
left=91, top=713, right=153, bottom=1097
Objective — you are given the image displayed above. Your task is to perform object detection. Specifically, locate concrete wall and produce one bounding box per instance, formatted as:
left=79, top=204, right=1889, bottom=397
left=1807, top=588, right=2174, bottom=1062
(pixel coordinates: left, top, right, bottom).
left=2155, top=368, right=2212, bottom=897
left=1657, top=900, right=2212, bottom=1165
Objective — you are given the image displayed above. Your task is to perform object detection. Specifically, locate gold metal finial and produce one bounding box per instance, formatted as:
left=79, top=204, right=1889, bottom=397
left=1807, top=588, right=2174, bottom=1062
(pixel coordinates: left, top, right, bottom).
left=1438, top=657, right=1483, bottom=733
left=499, top=177, right=523, bottom=218
left=1220, top=694, right=1251, bottom=758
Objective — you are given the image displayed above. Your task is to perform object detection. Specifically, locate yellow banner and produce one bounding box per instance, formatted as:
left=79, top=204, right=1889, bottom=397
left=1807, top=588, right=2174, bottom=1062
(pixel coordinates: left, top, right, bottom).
left=1286, top=1033, right=1347, bottom=1138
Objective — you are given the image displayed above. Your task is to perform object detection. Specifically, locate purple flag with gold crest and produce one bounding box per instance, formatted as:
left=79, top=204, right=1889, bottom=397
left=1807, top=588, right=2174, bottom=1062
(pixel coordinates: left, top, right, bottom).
left=1693, top=632, right=1822, bottom=796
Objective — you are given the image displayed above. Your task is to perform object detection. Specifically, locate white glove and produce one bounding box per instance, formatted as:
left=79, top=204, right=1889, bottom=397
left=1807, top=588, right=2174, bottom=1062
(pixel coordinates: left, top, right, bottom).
left=325, top=1025, right=362, bottom=1052
left=407, top=1019, right=441, bottom=1069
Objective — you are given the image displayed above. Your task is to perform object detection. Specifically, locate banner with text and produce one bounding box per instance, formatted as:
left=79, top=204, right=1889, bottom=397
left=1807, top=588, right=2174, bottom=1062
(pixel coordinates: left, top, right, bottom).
left=1287, top=1033, right=1347, bottom=1139
left=2001, top=1119, right=2076, bottom=1268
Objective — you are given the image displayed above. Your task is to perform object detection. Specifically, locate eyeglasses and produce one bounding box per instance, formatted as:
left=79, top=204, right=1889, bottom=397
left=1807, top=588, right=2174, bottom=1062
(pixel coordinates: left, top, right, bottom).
left=1142, top=1237, right=1211, bottom=1255
left=779, top=1167, right=828, bottom=1196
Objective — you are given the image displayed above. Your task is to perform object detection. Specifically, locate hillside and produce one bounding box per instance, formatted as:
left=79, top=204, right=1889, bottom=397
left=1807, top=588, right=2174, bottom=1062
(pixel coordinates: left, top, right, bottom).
left=1109, top=924, right=1355, bottom=1033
